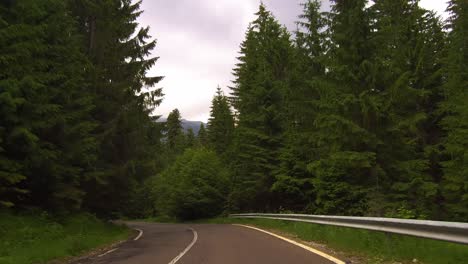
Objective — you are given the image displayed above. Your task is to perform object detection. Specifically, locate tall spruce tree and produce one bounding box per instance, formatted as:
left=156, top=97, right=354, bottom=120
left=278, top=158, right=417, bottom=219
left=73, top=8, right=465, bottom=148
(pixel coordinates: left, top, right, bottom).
left=370, top=0, right=446, bottom=218
left=70, top=0, right=164, bottom=215
left=274, top=0, right=327, bottom=212
left=166, top=109, right=184, bottom=150
left=185, top=128, right=196, bottom=149
left=304, top=0, right=382, bottom=215
left=0, top=0, right=96, bottom=210
left=197, top=123, right=208, bottom=147
left=0, top=0, right=27, bottom=206
left=207, top=86, right=235, bottom=155
left=440, top=0, right=468, bottom=221
left=2, top=0, right=465, bottom=222
left=229, top=3, right=294, bottom=211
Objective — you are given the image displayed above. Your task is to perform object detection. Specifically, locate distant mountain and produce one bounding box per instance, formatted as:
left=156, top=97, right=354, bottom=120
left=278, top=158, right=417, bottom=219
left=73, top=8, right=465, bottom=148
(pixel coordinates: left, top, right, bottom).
left=181, top=119, right=204, bottom=135
left=157, top=117, right=205, bottom=135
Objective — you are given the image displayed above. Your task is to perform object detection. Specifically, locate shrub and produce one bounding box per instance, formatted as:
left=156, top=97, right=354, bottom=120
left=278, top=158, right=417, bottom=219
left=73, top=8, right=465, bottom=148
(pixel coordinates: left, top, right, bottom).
left=151, top=148, right=230, bottom=220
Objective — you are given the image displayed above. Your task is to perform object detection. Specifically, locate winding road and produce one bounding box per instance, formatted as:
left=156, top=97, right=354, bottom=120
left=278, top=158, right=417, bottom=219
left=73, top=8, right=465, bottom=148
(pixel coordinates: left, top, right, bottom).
left=76, top=222, right=342, bottom=264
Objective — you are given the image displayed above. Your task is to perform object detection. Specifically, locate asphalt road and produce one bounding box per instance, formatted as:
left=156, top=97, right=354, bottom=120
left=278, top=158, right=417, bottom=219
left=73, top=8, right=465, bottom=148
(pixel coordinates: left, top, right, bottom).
left=77, top=222, right=338, bottom=264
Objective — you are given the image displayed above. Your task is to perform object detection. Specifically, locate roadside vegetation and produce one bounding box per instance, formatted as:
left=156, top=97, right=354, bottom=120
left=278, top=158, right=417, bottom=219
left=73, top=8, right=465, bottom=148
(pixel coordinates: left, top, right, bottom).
left=204, top=218, right=468, bottom=264
left=127, top=0, right=468, bottom=223
left=2, top=0, right=467, bottom=223
left=1, top=0, right=467, bottom=262
left=0, top=211, right=130, bottom=264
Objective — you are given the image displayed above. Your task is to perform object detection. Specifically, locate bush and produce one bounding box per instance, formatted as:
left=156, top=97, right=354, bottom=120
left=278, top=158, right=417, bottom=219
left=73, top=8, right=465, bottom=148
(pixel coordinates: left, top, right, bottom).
left=151, top=148, right=230, bottom=220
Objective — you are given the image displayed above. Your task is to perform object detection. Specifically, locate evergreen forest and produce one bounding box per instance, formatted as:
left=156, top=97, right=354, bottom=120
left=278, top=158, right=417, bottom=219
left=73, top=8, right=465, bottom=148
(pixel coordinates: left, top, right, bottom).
left=1, top=0, right=467, bottom=223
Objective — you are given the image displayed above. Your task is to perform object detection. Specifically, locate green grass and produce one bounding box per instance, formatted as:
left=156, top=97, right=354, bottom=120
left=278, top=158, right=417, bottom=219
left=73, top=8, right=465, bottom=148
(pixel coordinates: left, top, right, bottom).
left=0, top=211, right=130, bottom=264
left=204, top=217, right=468, bottom=264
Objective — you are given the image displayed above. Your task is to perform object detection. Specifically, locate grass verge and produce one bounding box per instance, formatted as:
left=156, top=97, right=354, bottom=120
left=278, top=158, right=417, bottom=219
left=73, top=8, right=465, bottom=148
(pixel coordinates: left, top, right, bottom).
left=0, top=211, right=130, bottom=264
left=203, top=217, right=468, bottom=264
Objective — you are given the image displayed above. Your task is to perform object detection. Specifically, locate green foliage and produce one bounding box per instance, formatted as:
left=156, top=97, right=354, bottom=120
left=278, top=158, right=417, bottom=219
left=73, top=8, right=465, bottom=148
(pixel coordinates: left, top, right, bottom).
left=151, top=109, right=199, bottom=174
left=185, top=128, right=196, bottom=148
left=150, top=148, right=230, bottom=220
left=197, top=123, right=208, bottom=146
left=0, top=0, right=465, bottom=224
left=71, top=0, right=164, bottom=216
left=274, top=0, right=326, bottom=212
left=308, top=152, right=376, bottom=215
left=439, top=0, right=468, bottom=221
left=207, top=86, right=235, bottom=155
left=217, top=0, right=465, bottom=221
left=0, top=0, right=97, bottom=210
left=165, top=108, right=185, bottom=151
left=0, top=0, right=164, bottom=216
left=229, top=3, right=295, bottom=211
left=0, top=211, right=129, bottom=264
left=281, top=0, right=384, bottom=216
left=369, top=0, right=446, bottom=218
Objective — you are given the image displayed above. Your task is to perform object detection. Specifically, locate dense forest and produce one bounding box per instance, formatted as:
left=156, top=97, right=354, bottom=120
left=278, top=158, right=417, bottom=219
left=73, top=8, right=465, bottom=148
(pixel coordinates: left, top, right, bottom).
left=1, top=0, right=467, bottom=222
left=0, top=0, right=164, bottom=217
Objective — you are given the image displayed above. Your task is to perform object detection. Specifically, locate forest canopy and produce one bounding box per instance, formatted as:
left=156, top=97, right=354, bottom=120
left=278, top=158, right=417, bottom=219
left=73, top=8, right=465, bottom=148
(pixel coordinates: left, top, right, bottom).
left=1, top=0, right=466, bottom=222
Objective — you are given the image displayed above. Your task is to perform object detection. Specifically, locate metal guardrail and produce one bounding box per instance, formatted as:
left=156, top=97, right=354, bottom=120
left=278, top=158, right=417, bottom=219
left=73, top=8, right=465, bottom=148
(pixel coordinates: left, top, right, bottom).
left=229, top=213, right=468, bottom=244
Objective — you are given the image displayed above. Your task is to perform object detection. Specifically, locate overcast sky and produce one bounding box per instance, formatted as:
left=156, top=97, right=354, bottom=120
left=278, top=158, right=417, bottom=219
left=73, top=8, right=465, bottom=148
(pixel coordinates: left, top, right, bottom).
left=138, top=0, right=449, bottom=122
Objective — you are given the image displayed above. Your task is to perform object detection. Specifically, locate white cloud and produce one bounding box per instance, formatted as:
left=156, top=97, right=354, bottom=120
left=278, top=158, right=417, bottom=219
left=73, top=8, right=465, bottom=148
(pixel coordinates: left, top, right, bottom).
left=420, top=0, right=449, bottom=19
left=138, top=0, right=258, bottom=122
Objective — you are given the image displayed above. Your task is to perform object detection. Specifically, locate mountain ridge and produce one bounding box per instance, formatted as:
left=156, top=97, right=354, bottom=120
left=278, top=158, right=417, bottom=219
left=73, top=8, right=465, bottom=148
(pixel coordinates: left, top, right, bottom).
left=157, top=117, right=205, bottom=135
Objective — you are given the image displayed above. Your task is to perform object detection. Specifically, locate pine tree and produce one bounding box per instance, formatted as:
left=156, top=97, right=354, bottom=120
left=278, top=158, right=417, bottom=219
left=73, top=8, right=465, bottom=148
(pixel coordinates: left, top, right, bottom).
left=70, top=0, right=164, bottom=215
left=0, top=0, right=163, bottom=214
left=207, top=86, right=235, bottom=155
left=305, top=0, right=381, bottom=215
left=0, top=1, right=29, bottom=206
left=274, top=0, right=327, bottom=212
left=0, top=0, right=96, bottom=210
left=197, top=123, right=208, bottom=146
left=371, top=0, right=446, bottom=218
left=229, top=3, right=294, bottom=211
left=166, top=109, right=184, bottom=150
left=185, top=128, right=196, bottom=149
left=440, top=0, right=468, bottom=221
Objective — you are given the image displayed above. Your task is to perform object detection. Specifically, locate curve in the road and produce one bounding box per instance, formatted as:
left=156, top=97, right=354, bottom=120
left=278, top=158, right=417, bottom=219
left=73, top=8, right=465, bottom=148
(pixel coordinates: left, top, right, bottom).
left=133, top=228, right=143, bottom=241
left=168, top=228, right=198, bottom=264
left=234, top=224, right=345, bottom=264
left=76, top=222, right=345, bottom=264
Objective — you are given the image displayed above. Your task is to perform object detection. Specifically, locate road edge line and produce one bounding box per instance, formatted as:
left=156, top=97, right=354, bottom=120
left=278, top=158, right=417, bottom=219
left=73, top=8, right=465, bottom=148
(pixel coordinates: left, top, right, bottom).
left=168, top=227, right=198, bottom=264
left=134, top=228, right=143, bottom=241
left=233, top=224, right=345, bottom=264
left=98, top=227, right=143, bottom=258
left=98, top=248, right=118, bottom=257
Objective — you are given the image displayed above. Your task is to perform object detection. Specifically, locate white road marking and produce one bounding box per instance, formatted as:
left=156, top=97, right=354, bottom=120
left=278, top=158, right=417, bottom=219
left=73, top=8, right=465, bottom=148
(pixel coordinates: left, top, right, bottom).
left=168, top=228, right=198, bottom=264
left=98, top=227, right=143, bottom=258
left=134, top=228, right=143, bottom=241
left=233, top=224, right=346, bottom=264
left=98, top=248, right=118, bottom=257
